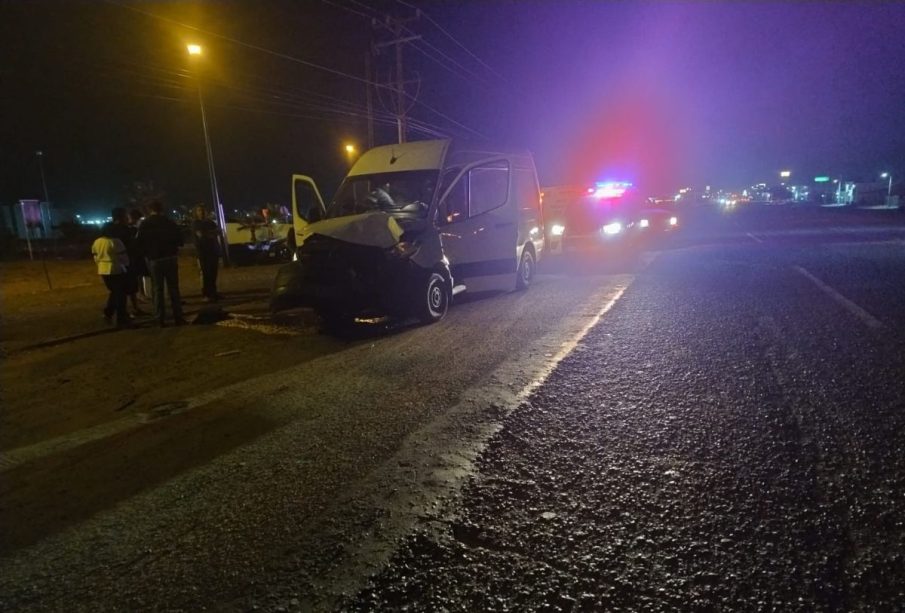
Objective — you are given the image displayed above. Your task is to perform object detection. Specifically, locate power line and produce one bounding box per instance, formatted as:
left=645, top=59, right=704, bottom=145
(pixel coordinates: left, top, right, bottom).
left=89, top=51, right=461, bottom=137
left=325, top=0, right=496, bottom=90
left=394, top=0, right=509, bottom=84
left=105, top=0, right=485, bottom=139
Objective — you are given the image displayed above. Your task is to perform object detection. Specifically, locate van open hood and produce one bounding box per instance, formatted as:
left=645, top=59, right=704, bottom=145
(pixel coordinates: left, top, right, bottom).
left=299, top=212, right=404, bottom=249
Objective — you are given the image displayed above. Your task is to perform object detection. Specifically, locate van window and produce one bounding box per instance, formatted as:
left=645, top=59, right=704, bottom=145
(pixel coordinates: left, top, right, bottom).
left=469, top=161, right=510, bottom=217
left=327, top=170, right=438, bottom=220
left=514, top=170, right=540, bottom=212
left=295, top=181, right=323, bottom=222
left=442, top=173, right=468, bottom=224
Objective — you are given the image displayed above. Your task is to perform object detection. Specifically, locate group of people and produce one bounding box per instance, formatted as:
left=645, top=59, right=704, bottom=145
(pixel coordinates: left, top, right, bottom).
left=90, top=202, right=224, bottom=328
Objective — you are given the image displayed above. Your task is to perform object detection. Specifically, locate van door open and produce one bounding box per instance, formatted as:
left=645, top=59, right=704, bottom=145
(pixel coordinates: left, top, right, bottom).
left=291, top=174, right=327, bottom=249
left=437, top=158, right=518, bottom=292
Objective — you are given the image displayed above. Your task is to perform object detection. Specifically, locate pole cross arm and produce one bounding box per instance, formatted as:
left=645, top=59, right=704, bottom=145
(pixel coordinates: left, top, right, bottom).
left=374, top=35, right=421, bottom=49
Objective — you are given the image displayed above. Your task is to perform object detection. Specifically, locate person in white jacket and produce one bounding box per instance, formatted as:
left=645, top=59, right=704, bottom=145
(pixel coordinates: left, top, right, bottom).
left=92, top=223, right=131, bottom=328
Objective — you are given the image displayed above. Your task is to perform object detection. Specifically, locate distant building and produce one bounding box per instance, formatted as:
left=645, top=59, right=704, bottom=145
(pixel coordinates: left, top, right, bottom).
left=837, top=181, right=887, bottom=207
left=0, top=200, right=73, bottom=239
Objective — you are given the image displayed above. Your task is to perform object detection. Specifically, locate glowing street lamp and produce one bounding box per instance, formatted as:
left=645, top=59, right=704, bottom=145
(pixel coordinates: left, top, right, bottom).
left=880, top=172, right=892, bottom=198
left=186, top=43, right=230, bottom=265
left=344, top=143, right=358, bottom=166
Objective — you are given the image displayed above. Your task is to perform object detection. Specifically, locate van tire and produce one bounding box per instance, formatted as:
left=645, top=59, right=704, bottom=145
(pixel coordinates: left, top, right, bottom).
left=415, top=272, right=449, bottom=324
left=516, top=246, right=535, bottom=291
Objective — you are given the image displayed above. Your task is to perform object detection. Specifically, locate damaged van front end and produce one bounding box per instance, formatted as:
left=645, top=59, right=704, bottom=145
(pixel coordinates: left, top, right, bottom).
left=273, top=138, right=543, bottom=326
left=271, top=211, right=452, bottom=324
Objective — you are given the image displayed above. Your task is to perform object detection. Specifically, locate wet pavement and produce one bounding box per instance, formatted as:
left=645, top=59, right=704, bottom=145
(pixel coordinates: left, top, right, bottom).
left=351, top=213, right=905, bottom=610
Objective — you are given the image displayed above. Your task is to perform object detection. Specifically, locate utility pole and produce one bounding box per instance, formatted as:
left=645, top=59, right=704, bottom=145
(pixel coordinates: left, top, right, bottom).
left=36, top=150, right=50, bottom=204
left=374, top=11, right=420, bottom=144
left=365, top=48, right=374, bottom=150
left=187, top=43, right=230, bottom=266
left=393, top=17, right=407, bottom=143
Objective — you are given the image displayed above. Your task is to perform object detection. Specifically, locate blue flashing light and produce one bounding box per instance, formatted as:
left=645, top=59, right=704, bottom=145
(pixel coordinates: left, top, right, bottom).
left=592, top=181, right=632, bottom=199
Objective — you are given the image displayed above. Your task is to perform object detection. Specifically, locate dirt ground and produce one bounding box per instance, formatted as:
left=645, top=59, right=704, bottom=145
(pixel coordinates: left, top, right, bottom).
left=0, top=255, right=337, bottom=451
left=0, top=256, right=364, bottom=550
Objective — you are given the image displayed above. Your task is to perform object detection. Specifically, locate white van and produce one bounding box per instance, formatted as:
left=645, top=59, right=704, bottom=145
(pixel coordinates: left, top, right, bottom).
left=271, top=139, right=544, bottom=324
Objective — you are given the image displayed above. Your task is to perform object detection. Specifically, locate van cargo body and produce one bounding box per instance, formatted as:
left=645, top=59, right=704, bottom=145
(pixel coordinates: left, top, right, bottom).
left=272, top=139, right=544, bottom=324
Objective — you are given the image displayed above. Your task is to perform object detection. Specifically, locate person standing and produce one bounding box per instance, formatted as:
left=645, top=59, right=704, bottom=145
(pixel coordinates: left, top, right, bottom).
left=105, top=207, right=147, bottom=317
left=129, top=208, right=152, bottom=301
left=137, top=201, right=186, bottom=326
left=91, top=223, right=131, bottom=328
left=191, top=205, right=222, bottom=302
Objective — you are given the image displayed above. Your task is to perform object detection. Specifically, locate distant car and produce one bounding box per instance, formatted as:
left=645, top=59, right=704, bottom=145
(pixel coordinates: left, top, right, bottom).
left=634, top=204, right=679, bottom=236
left=545, top=182, right=642, bottom=254
left=225, top=218, right=294, bottom=265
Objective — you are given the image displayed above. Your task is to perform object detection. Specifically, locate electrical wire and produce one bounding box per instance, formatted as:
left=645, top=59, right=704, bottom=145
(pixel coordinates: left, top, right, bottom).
left=394, top=0, right=509, bottom=84
left=105, top=0, right=486, bottom=138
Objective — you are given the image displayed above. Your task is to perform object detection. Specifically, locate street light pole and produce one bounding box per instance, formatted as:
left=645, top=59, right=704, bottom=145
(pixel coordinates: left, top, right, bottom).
left=187, top=43, right=230, bottom=266
left=881, top=172, right=892, bottom=199
left=36, top=150, right=50, bottom=204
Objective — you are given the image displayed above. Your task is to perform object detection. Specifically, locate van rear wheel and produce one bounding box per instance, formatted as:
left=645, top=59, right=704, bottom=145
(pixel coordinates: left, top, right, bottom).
left=415, top=272, right=449, bottom=324
left=516, top=247, right=535, bottom=290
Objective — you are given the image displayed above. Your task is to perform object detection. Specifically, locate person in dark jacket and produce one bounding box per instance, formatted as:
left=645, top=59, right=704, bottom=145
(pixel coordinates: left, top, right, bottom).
left=191, top=205, right=222, bottom=302
left=129, top=208, right=151, bottom=300
left=101, top=208, right=146, bottom=317
left=136, top=201, right=186, bottom=326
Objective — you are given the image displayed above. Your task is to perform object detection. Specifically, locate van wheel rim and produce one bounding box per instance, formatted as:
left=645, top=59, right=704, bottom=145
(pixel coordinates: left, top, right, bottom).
left=429, top=284, right=443, bottom=312
left=522, top=254, right=532, bottom=282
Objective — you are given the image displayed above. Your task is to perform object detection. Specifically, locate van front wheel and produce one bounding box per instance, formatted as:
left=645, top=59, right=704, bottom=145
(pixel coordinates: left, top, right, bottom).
left=415, top=272, right=449, bottom=324
left=516, top=247, right=535, bottom=291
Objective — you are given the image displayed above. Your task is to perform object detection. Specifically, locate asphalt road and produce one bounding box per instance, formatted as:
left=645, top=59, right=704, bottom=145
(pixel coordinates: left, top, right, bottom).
left=352, top=208, right=905, bottom=611
left=0, top=249, right=634, bottom=610
left=1, top=205, right=904, bottom=611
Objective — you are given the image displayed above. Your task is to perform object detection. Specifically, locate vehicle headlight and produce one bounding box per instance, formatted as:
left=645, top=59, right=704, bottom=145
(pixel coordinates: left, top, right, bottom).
left=602, top=221, right=623, bottom=235
left=639, top=218, right=650, bottom=228
left=669, top=216, right=678, bottom=226
left=551, top=223, right=565, bottom=237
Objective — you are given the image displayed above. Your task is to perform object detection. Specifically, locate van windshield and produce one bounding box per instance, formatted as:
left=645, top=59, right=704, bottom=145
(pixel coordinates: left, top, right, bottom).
left=326, top=170, right=439, bottom=220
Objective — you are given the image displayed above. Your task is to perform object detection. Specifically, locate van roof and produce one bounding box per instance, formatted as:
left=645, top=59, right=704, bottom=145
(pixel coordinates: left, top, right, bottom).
left=349, top=139, right=535, bottom=177
left=349, top=139, right=451, bottom=176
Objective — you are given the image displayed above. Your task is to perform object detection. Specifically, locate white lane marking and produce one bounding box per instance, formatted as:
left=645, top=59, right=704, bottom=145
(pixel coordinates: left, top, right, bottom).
left=302, top=279, right=635, bottom=604
left=747, top=232, right=764, bottom=243
left=0, top=278, right=634, bottom=474
left=518, top=285, right=627, bottom=401
left=793, top=265, right=886, bottom=331
left=1, top=414, right=148, bottom=472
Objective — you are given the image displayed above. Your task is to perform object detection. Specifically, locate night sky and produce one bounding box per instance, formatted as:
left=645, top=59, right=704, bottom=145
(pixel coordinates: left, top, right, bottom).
left=2, top=1, right=904, bottom=216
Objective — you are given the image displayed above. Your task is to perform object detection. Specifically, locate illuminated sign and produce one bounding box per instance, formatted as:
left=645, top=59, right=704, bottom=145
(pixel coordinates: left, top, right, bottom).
left=814, top=176, right=830, bottom=183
